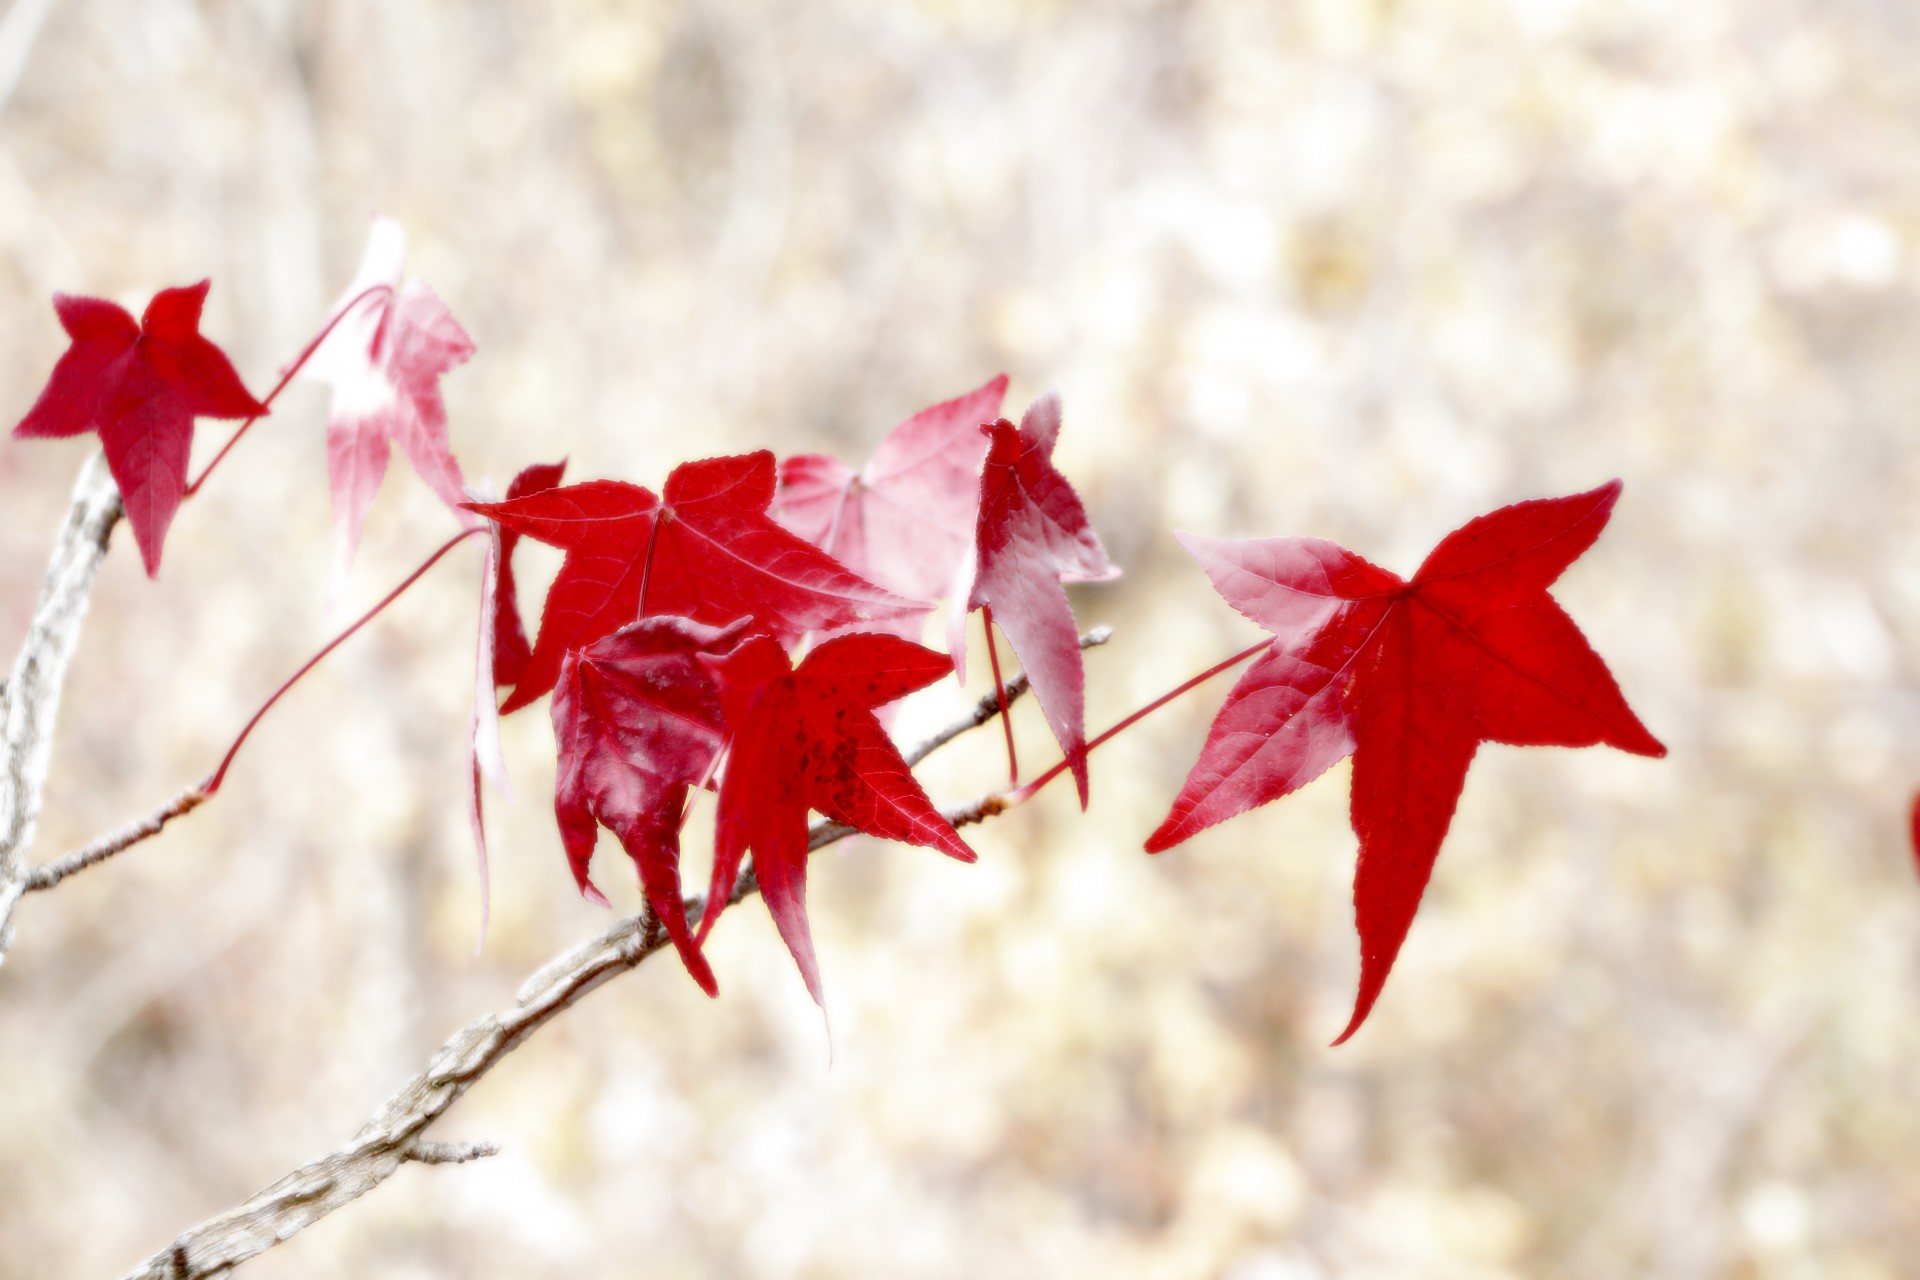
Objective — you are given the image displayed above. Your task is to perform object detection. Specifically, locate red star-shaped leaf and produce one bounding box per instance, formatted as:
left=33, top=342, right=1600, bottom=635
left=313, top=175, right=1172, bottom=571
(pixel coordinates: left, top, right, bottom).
left=303, top=216, right=476, bottom=578
left=12, top=281, right=266, bottom=575
left=698, top=632, right=976, bottom=1006
left=553, top=615, right=748, bottom=996
left=466, top=452, right=927, bottom=714
left=1147, top=481, right=1665, bottom=1044
left=775, top=374, right=1008, bottom=611
left=948, top=394, right=1118, bottom=807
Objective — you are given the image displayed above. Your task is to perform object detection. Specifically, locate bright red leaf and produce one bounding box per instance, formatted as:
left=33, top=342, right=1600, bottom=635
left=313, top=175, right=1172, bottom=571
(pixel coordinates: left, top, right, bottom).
left=948, top=394, right=1118, bottom=808
left=303, top=216, right=476, bottom=579
left=491, top=458, right=568, bottom=690
left=698, top=632, right=977, bottom=1006
left=553, top=616, right=748, bottom=996
left=12, top=281, right=266, bottom=576
left=467, top=452, right=927, bottom=714
left=1146, top=481, right=1665, bottom=1044
left=775, top=374, right=1008, bottom=610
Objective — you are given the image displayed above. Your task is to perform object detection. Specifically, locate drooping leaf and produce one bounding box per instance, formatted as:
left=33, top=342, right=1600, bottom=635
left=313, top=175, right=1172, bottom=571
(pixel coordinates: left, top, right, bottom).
left=552, top=615, right=749, bottom=995
left=466, top=506, right=513, bottom=944
left=302, top=216, right=477, bottom=579
left=466, top=452, right=928, bottom=714
left=775, top=374, right=1008, bottom=610
left=1147, top=481, right=1666, bottom=1043
left=12, top=281, right=266, bottom=575
left=491, top=458, right=568, bottom=690
left=697, top=632, right=976, bottom=1006
left=948, top=394, right=1119, bottom=807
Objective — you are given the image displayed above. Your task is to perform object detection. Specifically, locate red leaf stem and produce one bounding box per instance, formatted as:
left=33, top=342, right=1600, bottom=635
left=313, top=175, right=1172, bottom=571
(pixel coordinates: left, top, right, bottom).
left=981, top=604, right=1018, bottom=785
left=1011, top=639, right=1269, bottom=804
left=184, top=283, right=395, bottom=497
left=203, top=525, right=485, bottom=795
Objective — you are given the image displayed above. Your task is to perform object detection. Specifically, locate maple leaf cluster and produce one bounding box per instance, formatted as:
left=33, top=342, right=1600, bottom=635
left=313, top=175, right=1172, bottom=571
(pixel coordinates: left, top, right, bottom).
left=9, top=214, right=1681, bottom=1042
left=467, top=376, right=1120, bottom=1003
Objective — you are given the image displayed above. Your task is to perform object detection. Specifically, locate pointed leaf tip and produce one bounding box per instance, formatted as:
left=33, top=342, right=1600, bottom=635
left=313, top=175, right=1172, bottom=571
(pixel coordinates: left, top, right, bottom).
left=705, top=630, right=976, bottom=1004
left=1153, top=483, right=1666, bottom=1042
left=956, top=396, right=1115, bottom=805
left=551, top=616, right=739, bottom=994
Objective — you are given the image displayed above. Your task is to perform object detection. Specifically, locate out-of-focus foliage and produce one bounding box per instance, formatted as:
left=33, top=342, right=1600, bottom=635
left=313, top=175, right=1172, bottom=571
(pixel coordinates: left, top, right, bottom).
left=1, top=1, right=1916, bottom=1276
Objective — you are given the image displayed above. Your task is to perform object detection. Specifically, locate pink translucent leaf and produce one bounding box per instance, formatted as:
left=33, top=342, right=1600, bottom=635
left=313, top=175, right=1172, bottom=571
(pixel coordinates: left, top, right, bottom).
left=303, top=216, right=477, bottom=581
left=950, top=394, right=1118, bottom=807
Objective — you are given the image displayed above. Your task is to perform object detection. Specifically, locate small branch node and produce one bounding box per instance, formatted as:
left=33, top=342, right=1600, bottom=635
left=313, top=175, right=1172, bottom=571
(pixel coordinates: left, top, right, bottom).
left=403, top=1138, right=500, bottom=1166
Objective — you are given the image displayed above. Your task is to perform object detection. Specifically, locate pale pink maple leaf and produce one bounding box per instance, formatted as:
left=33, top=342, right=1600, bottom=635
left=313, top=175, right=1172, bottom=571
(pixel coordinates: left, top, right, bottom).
left=303, top=216, right=477, bottom=582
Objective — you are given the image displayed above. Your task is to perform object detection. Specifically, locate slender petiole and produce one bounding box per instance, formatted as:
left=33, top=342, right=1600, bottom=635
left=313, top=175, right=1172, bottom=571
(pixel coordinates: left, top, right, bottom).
left=203, top=525, right=486, bottom=794
left=1007, top=638, right=1269, bottom=804
left=634, top=511, right=665, bottom=620
left=185, top=283, right=395, bottom=497
left=980, top=605, right=1018, bottom=785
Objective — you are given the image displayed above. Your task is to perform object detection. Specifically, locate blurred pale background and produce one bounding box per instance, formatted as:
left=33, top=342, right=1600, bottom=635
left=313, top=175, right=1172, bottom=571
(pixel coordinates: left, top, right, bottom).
left=2, top=1, right=1918, bottom=1276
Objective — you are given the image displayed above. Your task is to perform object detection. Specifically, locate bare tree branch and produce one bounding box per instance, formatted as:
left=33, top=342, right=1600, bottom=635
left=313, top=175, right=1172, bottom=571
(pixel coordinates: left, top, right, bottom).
left=120, top=780, right=1025, bottom=1279
left=0, top=454, right=121, bottom=959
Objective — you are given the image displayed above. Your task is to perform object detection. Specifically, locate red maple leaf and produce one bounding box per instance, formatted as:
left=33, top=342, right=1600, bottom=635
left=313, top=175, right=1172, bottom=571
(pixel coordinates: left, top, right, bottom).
left=466, top=452, right=927, bottom=714
left=303, top=216, right=476, bottom=578
left=775, top=374, right=1008, bottom=609
left=948, top=394, right=1118, bottom=807
left=490, top=458, right=568, bottom=690
left=12, top=281, right=266, bottom=576
left=1146, top=481, right=1665, bottom=1044
left=553, top=616, right=749, bottom=996
left=697, top=632, right=976, bottom=1006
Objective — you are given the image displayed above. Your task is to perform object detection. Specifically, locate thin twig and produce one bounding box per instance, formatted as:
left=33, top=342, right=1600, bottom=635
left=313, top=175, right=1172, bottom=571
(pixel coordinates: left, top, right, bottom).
left=1012, top=633, right=1264, bottom=803
left=902, top=626, right=1111, bottom=768
left=0, top=454, right=122, bottom=959
left=183, top=283, right=394, bottom=497
left=205, top=526, right=486, bottom=795
left=11, top=616, right=1109, bottom=915
left=24, top=785, right=208, bottom=892
left=10, top=528, right=484, bottom=908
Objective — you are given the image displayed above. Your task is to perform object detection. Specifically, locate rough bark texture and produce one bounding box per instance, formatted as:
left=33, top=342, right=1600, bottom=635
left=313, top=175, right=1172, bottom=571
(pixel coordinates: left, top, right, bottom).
left=0, top=454, right=121, bottom=958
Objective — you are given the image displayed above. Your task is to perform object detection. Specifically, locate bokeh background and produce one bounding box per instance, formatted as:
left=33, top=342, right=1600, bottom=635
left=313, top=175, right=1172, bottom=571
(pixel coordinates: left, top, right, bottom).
left=2, top=0, right=1918, bottom=1276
